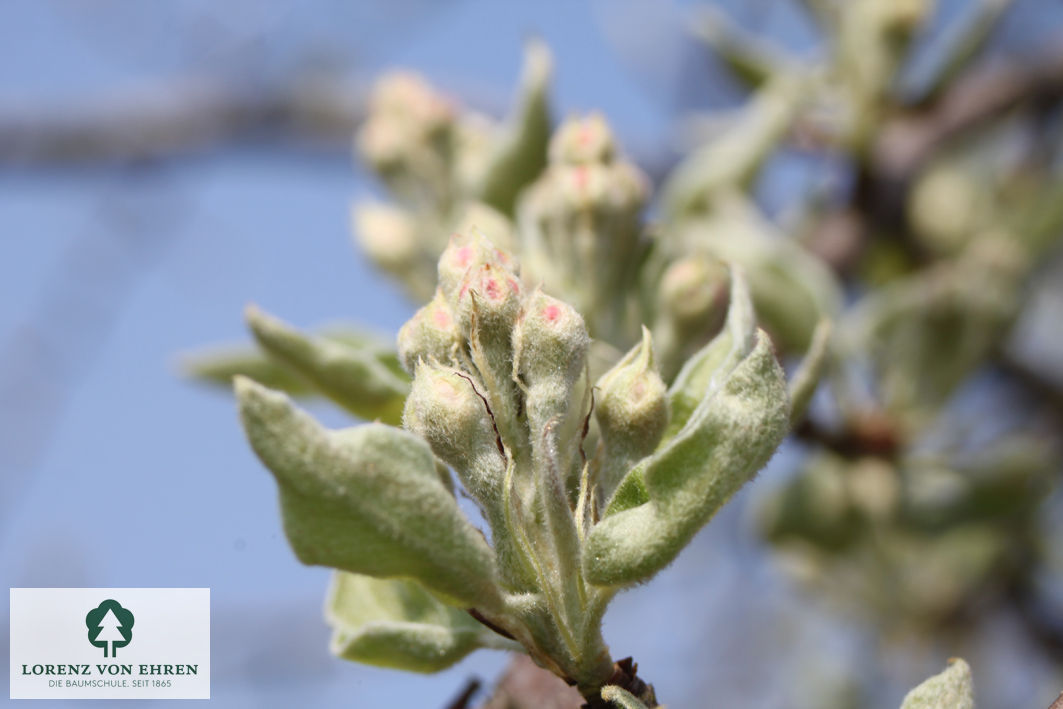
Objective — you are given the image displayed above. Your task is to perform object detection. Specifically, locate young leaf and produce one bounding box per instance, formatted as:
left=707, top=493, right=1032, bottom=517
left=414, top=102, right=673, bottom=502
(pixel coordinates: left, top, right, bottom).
left=245, top=305, right=410, bottom=425
left=665, top=267, right=756, bottom=441
left=788, top=318, right=832, bottom=424
left=584, top=329, right=789, bottom=587
left=326, top=572, right=518, bottom=673
left=179, top=346, right=317, bottom=397
left=661, top=75, right=803, bottom=217
left=235, top=377, right=502, bottom=611
left=692, top=6, right=792, bottom=90
left=900, top=658, right=974, bottom=709
left=476, top=39, right=553, bottom=216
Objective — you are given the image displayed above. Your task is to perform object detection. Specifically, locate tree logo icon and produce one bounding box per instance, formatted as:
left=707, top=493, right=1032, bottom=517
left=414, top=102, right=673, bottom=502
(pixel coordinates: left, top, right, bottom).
left=85, top=600, right=134, bottom=657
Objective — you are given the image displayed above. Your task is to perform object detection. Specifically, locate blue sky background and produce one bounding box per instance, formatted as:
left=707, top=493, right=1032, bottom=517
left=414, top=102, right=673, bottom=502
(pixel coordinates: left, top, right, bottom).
left=2, top=1, right=1063, bottom=707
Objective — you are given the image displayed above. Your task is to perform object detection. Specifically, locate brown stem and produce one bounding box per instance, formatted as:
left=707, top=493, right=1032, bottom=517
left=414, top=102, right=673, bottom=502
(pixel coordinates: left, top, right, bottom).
left=444, top=678, right=482, bottom=709
left=793, top=413, right=903, bottom=461
left=577, top=657, right=658, bottom=709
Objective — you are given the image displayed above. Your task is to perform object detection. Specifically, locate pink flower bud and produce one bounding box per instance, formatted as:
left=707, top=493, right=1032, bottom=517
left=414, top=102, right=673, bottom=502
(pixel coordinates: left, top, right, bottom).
left=402, top=361, right=501, bottom=487
left=352, top=203, right=419, bottom=272
left=356, top=71, right=455, bottom=174
left=437, top=230, right=518, bottom=304
left=596, top=328, right=668, bottom=444
left=455, top=262, right=523, bottom=341
left=397, top=290, right=463, bottom=374
left=594, top=328, right=669, bottom=495
left=549, top=113, right=617, bottom=165
left=514, top=290, right=589, bottom=390
left=659, top=256, right=730, bottom=331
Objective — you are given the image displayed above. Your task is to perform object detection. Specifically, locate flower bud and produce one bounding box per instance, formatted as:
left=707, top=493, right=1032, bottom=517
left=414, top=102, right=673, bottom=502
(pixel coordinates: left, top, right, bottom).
left=908, top=166, right=984, bottom=255
left=514, top=289, right=591, bottom=498
left=451, top=202, right=517, bottom=255
left=659, top=256, right=730, bottom=331
left=549, top=113, right=616, bottom=165
left=455, top=264, right=524, bottom=437
left=514, top=290, right=590, bottom=392
left=594, top=327, right=669, bottom=497
left=365, top=72, right=453, bottom=125
left=356, top=72, right=455, bottom=178
left=402, top=361, right=504, bottom=503
left=518, top=118, right=647, bottom=340
left=397, top=290, right=463, bottom=375
left=352, top=203, right=419, bottom=273
left=654, top=256, right=730, bottom=380
left=437, top=230, right=518, bottom=303
left=455, top=262, right=523, bottom=339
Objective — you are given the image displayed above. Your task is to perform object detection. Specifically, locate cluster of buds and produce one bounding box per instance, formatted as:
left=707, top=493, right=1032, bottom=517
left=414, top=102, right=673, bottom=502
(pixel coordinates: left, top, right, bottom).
left=353, top=42, right=552, bottom=302
left=518, top=114, right=649, bottom=346
left=236, top=228, right=792, bottom=705
left=356, top=71, right=457, bottom=203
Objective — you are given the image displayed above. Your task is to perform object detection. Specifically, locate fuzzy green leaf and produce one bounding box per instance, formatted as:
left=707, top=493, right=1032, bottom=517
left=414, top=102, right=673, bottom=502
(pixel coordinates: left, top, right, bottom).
left=788, top=318, right=832, bottom=424
left=692, top=6, right=790, bottom=89
left=180, top=346, right=317, bottom=396
left=235, top=377, right=502, bottom=611
left=900, top=658, right=974, bottom=709
left=666, top=195, right=843, bottom=353
left=246, top=305, right=410, bottom=425
left=665, top=267, right=756, bottom=441
left=476, top=39, right=552, bottom=216
left=661, top=75, right=803, bottom=217
left=326, top=572, right=517, bottom=673
left=584, top=329, right=789, bottom=587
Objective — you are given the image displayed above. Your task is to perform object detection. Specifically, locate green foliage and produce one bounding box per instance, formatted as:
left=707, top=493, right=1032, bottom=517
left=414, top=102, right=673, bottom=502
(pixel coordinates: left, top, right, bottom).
left=900, top=659, right=974, bottom=709
left=245, top=306, right=410, bottom=425
left=232, top=231, right=795, bottom=701
left=326, top=573, right=518, bottom=672
left=188, top=2, right=1063, bottom=703
left=585, top=327, right=789, bottom=586
left=235, top=377, right=502, bottom=610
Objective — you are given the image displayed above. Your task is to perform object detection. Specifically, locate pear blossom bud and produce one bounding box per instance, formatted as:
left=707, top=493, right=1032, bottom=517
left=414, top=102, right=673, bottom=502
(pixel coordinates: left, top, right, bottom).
left=397, top=290, right=463, bottom=374
left=654, top=256, right=730, bottom=380
left=518, top=117, right=647, bottom=341
left=514, top=290, right=591, bottom=498
left=365, top=72, right=452, bottom=125
left=597, top=328, right=668, bottom=444
left=455, top=262, right=523, bottom=340
left=402, top=361, right=504, bottom=502
left=595, top=328, right=668, bottom=496
left=455, top=264, right=524, bottom=435
left=356, top=72, right=455, bottom=178
left=452, top=202, right=517, bottom=255
left=514, top=290, right=590, bottom=459
left=554, top=162, right=646, bottom=217
left=659, top=256, right=730, bottom=332
left=514, top=290, right=590, bottom=393
left=356, top=119, right=407, bottom=174
left=549, top=113, right=616, bottom=165
left=908, top=166, right=983, bottom=255
left=437, top=230, right=518, bottom=303
left=352, top=203, right=419, bottom=273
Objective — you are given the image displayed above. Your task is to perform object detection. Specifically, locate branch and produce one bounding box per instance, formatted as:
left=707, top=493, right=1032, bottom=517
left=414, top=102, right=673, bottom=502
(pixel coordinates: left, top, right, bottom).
left=0, top=75, right=367, bottom=165
left=874, top=47, right=1063, bottom=179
